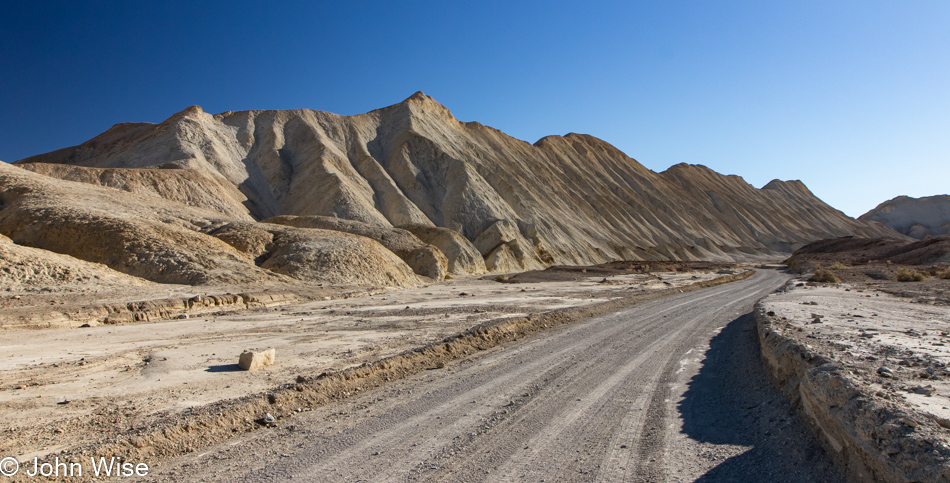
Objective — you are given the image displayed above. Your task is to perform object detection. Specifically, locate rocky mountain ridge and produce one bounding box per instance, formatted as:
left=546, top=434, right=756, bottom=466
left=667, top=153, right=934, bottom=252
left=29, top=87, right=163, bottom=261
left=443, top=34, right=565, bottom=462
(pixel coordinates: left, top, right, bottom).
left=4, top=92, right=901, bottom=289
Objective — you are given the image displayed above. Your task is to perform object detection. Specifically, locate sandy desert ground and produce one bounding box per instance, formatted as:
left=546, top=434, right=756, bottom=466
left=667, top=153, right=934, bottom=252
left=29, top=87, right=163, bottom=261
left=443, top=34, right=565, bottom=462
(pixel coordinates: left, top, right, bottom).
left=4, top=243, right=950, bottom=481
left=151, top=269, right=845, bottom=483
left=764, top=282, right=950, bottom=423
left=0, top=264, right=727, bottom=467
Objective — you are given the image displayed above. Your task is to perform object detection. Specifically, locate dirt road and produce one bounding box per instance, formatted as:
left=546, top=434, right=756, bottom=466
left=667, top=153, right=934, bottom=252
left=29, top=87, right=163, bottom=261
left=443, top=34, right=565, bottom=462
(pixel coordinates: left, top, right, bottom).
left=154, top=270, right=844, bottom=482
left=0, top=268, right=720, bottom=461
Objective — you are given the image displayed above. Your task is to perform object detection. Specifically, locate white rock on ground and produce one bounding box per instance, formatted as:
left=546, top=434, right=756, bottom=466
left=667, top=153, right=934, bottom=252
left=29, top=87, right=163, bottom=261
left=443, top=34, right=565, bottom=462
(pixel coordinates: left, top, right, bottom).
left=238, top=348, right=276, bottom=371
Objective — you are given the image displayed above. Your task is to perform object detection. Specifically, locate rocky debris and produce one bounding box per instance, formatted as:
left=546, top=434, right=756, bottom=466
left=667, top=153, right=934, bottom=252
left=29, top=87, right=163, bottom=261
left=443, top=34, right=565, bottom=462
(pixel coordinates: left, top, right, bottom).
left=239, top=348, right=276, bottom=371
left=15, top=93, right=897, bottom=266
left=911, top=384, right=936, bottom=396
left=900, top=417, right=919, bottom=428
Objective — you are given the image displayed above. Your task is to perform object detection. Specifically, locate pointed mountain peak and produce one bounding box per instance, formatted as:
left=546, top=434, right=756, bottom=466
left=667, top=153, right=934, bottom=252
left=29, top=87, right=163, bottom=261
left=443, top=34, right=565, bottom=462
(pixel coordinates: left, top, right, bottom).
left=762, top=179, right=805, bottom=190
left=762, top=179, right=815, bottom=198
left=163, top=104, right=206, bottom=121
left=400, top=91, right=454, bottom=110
left=177, top=105, right=205, bottom=116
left=388, top=91, right=458, bottom=124
left=406, top=91, right=432, bottom=102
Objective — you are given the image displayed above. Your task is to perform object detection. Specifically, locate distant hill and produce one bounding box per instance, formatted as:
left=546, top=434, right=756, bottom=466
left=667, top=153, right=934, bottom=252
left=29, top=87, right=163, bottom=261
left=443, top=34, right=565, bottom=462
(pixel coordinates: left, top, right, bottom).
left=787, top=235, right=950, bottom=267
left=860, top=195, right=950, bottom=239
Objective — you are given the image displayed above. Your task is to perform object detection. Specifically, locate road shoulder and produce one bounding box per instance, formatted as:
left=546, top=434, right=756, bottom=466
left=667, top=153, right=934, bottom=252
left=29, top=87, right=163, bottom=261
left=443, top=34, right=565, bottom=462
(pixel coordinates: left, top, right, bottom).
left=757, top=280, right=950, bottom=482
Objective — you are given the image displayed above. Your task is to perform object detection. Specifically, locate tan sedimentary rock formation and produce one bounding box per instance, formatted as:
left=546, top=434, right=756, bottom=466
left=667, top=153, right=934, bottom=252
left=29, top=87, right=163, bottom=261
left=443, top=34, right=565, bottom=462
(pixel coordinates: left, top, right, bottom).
left=17, top=162, right=254, bottom=221
left=0, top=163, right=271, bottom=285
left=13, top=92, right=899, bottom=273
left=0, top=232, right=151, bottom=291
left=399, top=224, right=487, bottom=275
left=860, top=195, right=950, bottom=239
left=262, top=215, right=447, bottom=280
left=206, top=221, right=419, bottom=287
left=471, top=219, right=547, bottom=272
left=0, top=163, right=418, bottom=288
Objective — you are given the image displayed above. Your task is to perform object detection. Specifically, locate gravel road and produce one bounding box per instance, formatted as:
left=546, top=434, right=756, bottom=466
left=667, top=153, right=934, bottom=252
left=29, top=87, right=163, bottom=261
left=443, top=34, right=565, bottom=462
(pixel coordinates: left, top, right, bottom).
left=154, top=270, right=844, bottom=482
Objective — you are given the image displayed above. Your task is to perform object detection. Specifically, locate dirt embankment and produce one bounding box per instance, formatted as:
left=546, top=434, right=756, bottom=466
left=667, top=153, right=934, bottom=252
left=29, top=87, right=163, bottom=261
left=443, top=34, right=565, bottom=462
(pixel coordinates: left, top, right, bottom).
left=0, top=289, right=308, bottom=329
left=495, top=260, right=737, bottom=283
left=785, top=235, right=950, bottom=306
left=756, top=280, right=950, bottom=482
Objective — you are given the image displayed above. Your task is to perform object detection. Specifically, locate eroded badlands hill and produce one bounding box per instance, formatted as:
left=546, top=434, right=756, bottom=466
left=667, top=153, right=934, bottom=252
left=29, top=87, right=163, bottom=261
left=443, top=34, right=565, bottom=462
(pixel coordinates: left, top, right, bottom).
left=0, top=163, right=419, bottom=289
left=8, top=93, right=898, bottom=287
left=860, top=194, right=950, bottom=239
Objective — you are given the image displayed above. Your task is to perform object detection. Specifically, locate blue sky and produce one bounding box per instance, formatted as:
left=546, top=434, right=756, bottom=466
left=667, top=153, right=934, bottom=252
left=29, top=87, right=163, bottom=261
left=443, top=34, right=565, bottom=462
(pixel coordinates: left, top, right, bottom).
left=1, top=1, right=947, bottom=217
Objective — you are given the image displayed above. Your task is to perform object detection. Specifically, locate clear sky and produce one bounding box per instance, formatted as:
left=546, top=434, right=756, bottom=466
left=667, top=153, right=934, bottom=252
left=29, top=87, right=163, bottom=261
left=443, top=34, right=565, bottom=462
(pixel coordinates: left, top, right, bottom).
left=1, top=1, right=947, bottom=217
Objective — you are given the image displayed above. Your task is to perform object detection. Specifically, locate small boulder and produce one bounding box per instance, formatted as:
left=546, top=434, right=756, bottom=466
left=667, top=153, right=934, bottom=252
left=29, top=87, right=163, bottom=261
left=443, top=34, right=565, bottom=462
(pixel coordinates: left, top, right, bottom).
left=239, top=348, right=276, bottom=371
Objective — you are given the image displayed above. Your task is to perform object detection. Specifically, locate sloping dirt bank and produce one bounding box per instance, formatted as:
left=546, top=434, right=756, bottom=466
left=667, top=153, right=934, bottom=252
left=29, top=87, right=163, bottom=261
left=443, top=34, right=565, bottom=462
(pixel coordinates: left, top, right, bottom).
left=0, top=287, right=318, bottom=329
left=756, top=281, right=950, bottom=482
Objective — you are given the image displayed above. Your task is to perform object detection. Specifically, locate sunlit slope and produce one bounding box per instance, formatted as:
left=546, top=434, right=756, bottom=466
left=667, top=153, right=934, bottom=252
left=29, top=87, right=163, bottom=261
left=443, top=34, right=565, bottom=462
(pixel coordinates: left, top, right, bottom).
left=17, top=92, right=899, bottom=265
